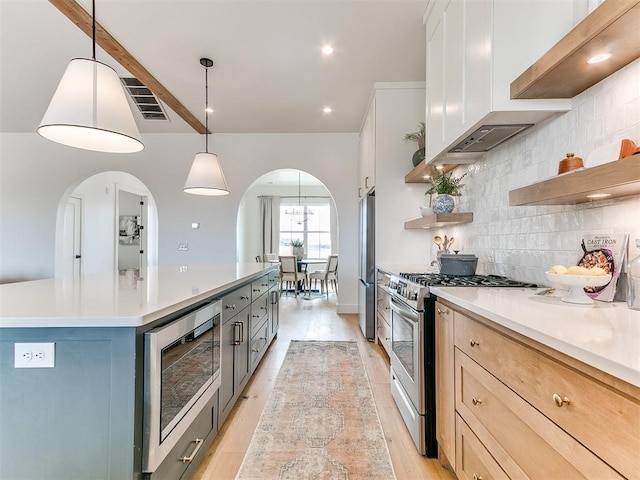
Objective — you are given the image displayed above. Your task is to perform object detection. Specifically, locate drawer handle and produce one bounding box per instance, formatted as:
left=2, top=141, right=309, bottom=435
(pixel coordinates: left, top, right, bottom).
left=240, top=295, right=250, bottom=300
left=437, top=308, right=448, bottom=315
left=470, top=339, right=480, bottom=347
left=553, top=393, right=571, bottom=408
left=472, top=474, right=483, bottom=480
left=385, top=337, right=390, bottom=341
left=472, top=397, right=482, bottom=406
left=226, top=304, right=236, bottom=310
left=252, top=314, right=260, bottom=318
left=180, top=438, right=203, bottom=463
left=252, top=348, right=259, bottom=353
left=261, top=306, right=267, bottom=310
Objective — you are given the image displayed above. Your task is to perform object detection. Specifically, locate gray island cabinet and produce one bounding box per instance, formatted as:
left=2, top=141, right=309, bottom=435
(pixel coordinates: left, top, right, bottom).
left=0, top=263, right=279, bottom=480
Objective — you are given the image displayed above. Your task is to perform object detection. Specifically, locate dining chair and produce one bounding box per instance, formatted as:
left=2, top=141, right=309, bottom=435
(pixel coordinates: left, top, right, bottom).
left=308, top=255, right=338, bottom=296
left=279, top=255, right=304, bottom=296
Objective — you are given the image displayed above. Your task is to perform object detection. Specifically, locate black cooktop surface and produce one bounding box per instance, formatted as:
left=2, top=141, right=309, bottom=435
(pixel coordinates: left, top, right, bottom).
left=399, top=273, right=537, bottom=288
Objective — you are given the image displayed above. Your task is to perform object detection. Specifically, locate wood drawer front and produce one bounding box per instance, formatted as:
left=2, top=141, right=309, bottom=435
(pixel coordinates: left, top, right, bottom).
left=456, top=415, right=509, bottom=480
left=250, top=294, right=269, bottom=338
left=251, top=275, right=270, bottom=300
left=456, top=350, right=623, bottom=480
left=221, top=284, right=252, bottom=324
left=455, top=313, right=640, bottom=479
left=376, top=311, right=391, bottom=354
left=376, top=286, right=391, bottom=323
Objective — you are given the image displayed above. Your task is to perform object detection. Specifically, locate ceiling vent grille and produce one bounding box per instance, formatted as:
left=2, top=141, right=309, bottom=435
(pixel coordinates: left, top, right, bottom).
left=120, top=77, right=168, bottom=120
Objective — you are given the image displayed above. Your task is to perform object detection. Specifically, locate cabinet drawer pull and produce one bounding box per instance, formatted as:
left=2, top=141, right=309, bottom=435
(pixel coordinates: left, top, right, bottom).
left=252, top=348, right=259, bottom=353
left=553, top=393, right=571, bottom=407
left=252, top=314, right=260, bottom=318
left=470, top=339, right=480, bottom=347
left=226, top=304, right=236, bottom=310
left=472, top=397, right=482, bottom=406
left=253, top=288, right=260, bottom=292
left=240, top=295, right=250, bottom=300
left=261, top=306, right=267, bottom=310
left=472, top=474, right=483, bottom=480
left=180, top=438, right=203, bottom=463
left=437, top=308, right=448, bottom=315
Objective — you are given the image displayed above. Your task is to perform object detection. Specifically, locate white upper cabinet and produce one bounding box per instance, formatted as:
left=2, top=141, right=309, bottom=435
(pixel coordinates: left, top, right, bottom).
left=424, top=0, right=574, bottom=164
left=358, top=97, right=376, bottom=196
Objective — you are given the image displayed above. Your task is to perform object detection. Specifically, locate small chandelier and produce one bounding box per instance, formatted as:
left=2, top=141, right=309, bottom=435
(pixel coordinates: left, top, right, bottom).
left=285, top=172, right=314, bottom=224
left=37, top=0, right=143, bottom=153
left=183, top=58, right=229, bottom=196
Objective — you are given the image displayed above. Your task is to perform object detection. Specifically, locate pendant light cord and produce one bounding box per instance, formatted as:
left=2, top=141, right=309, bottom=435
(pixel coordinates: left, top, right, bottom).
left=92, top=0, right=96, bottom=60
left=205, top=64, right=209, bottom=153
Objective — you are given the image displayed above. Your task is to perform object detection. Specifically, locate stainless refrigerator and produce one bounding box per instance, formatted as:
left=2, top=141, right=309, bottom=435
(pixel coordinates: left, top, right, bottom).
left=358, top=189, right=375, bottom=341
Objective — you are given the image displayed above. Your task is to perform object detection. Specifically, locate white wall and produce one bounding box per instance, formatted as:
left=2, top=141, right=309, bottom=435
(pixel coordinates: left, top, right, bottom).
left=0, top=132, right=359, bottom=310
left=430, top=59, right=640, bottom=287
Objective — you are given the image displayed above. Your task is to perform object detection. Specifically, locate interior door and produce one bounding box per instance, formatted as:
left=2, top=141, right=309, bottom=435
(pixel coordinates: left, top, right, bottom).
left=62, top=197, right=82, bottom=277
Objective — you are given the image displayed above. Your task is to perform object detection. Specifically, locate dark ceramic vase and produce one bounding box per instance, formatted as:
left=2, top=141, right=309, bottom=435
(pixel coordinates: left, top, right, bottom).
left=412, top=148, right=425, bottom=167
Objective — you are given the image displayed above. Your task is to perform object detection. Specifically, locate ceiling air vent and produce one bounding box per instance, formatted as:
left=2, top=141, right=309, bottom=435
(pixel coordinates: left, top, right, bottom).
left=448, top=124, right=533, bottom=153
left=120, top=77, right=168, bottom=121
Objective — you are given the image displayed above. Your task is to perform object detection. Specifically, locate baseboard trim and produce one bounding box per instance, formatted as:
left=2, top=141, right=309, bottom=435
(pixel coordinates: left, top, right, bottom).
left=336, top=304, right=358, bottom=314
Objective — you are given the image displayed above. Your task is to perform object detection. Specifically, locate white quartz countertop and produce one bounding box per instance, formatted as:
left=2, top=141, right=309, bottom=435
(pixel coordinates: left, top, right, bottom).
left=430, top=286, right=640, bottom=388
left=0, top=263, right=278, bottom=328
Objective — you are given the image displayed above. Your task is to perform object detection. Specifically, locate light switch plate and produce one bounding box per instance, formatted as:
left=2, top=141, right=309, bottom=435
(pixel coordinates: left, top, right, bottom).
left=14, top=342, right=55, bottom=368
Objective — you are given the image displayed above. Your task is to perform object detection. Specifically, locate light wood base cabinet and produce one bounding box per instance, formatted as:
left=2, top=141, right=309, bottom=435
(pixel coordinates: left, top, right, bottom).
left=434, top=299, right=640, bottom=480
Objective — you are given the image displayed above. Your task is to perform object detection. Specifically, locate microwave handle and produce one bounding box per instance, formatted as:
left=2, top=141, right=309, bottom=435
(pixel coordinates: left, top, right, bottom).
left=389, top=297, right=419, bottom=324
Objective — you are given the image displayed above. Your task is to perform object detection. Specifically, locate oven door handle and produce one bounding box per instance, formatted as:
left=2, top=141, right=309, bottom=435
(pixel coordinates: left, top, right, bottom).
left=389, top=297, right=419, bottom=323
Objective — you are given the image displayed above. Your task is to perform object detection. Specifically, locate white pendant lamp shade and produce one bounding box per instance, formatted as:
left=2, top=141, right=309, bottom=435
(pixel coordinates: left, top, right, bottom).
left=183, top=57, right=229, bottom=196
left=183, top=152, right=229, bottom=196
left=37, top=58, right=144, bottom=153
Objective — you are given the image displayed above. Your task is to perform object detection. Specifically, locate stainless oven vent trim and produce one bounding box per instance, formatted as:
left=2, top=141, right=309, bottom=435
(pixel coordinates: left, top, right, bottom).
left=142, top=300, right=221, bottom=473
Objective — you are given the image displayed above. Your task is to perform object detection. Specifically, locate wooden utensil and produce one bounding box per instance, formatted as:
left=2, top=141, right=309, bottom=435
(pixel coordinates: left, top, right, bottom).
left=433, top=236, right=443, bottom=250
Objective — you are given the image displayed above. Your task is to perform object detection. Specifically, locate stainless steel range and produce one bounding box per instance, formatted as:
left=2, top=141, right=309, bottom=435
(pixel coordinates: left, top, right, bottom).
left=383, top=271, right=536, bottom=457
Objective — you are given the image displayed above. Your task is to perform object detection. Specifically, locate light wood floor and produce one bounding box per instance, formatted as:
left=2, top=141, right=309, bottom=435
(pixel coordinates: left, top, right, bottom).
left=193, top=294, right=456, bottom=480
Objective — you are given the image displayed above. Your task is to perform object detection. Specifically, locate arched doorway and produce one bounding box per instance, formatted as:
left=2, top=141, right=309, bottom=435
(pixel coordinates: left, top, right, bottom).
left=54, top=171, right=159, bottom=277
left=236, top=169, right=339, bottom=298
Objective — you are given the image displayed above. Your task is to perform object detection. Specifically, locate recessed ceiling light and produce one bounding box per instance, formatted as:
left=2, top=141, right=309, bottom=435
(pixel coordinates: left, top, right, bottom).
left=587, top=193, right=611, bottom=199
left=323, top=107, right=332, bottom=114
left=322, top=45, right=334, bottom=55
left=587, top=53, right=612, bottom=64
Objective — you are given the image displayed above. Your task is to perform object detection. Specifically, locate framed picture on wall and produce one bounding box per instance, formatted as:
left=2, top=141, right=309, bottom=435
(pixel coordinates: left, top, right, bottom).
left=119, top=215, right=140, bottom=245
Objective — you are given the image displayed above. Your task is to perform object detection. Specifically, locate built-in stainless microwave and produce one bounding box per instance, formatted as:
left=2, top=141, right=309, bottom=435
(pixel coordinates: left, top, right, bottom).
left=143, top=300, right=221, bottom=473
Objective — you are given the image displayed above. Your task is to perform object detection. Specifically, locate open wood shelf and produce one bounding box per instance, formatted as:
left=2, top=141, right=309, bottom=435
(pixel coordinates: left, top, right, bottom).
left=510, top=0, right=640, bottom=99
left=405, top=162, right=457, bottom=183
left=404, top=212, right=473, bottom=230
left=508, top=155, right=640, bottom=206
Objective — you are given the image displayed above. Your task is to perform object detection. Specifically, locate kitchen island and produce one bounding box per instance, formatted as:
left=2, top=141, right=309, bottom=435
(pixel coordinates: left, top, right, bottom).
left=431, top=286, right=640, bottom=479
left=0, top=263, right=279, bottom=480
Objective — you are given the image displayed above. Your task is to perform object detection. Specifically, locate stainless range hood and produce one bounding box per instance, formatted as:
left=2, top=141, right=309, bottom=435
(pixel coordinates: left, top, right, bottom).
left=448, top=124, right=533, bottom=153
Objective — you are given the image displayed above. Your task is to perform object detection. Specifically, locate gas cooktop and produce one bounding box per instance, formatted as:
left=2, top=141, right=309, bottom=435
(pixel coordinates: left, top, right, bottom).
left=399, top=273, right=538, bottom=288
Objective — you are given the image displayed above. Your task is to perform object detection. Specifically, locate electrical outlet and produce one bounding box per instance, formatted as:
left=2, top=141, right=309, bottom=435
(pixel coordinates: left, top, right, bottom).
left=14, top=343, right=55, bottom=368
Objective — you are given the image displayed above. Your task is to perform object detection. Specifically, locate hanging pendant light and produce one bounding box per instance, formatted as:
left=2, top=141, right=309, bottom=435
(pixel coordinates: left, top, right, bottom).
left=285, top=172, right=313, bottom=224
left=183, top=58, right=229, bottom=196
left=37, top=0, right=143, bottom=153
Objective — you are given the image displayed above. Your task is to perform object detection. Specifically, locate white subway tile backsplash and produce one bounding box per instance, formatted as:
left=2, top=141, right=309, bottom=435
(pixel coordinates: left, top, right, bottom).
left=451, top=59, right=640, bottom=286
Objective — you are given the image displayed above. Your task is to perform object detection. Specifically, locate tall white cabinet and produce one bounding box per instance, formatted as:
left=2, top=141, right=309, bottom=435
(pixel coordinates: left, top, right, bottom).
left=359, top=82, right=431, bottom=265
left=424, top=0, right=574, bottom=164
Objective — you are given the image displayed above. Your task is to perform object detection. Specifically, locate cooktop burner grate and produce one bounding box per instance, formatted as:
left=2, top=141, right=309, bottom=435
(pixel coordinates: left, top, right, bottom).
left=399, top=273, right=537, bottom=288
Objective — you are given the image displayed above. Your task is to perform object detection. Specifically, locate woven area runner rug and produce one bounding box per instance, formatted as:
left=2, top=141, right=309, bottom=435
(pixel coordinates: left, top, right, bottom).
left=235, top=340, right=397, bottom=480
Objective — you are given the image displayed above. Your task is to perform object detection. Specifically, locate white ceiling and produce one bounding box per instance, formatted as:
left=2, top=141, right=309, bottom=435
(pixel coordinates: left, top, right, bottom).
left=0, top=0, right=427, bottom=135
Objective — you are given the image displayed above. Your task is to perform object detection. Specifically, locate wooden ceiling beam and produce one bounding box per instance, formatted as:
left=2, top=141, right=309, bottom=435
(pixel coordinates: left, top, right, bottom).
left=48, top=0, right=207, bottom=134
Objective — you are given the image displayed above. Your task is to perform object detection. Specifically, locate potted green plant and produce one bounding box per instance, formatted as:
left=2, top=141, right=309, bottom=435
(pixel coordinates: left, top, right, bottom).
left=289, top=239, right=304, bottom=260
left=404, top=122, right=426, bottom=167
left=424, top=170, right=467, bottom=214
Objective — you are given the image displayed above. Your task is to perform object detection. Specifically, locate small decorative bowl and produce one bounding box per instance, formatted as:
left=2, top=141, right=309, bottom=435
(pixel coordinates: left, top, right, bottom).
left=420, top=206, right=431, bottom=217
left=545, top=272, right=612, bottom=304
